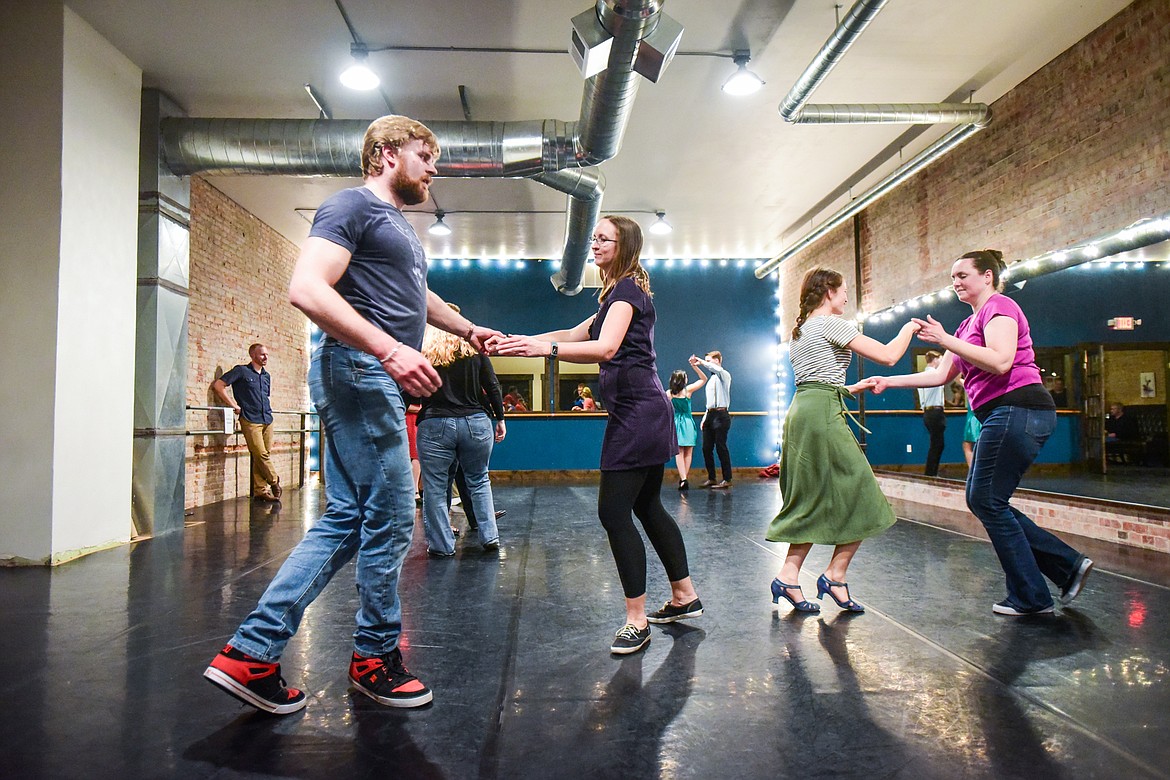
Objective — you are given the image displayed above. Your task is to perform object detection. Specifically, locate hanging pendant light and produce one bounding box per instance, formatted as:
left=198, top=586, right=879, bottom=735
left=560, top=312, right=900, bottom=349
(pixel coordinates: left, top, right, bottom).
left=428, top=211, right=453, bottom=236
left=721, top=50, right=764, bottom=96
left=649, top=210, right=673, bottom=235
left=340, top=44, right=380, bottom=90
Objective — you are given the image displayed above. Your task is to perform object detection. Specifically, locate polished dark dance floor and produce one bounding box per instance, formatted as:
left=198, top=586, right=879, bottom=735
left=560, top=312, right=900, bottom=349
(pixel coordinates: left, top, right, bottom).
left=3, top=481, right=1169, bottom=779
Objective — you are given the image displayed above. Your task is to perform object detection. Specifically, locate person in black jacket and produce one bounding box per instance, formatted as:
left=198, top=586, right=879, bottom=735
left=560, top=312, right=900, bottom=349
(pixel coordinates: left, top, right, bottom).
left=1105, top=402, right=1140, bottom=463
left=417, top=304, right=507, bottom=556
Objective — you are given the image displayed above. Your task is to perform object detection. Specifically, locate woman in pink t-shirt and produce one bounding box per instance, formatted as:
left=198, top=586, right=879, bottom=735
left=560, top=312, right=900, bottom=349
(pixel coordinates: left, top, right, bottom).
left=868, top=250, right=1093, bottom=616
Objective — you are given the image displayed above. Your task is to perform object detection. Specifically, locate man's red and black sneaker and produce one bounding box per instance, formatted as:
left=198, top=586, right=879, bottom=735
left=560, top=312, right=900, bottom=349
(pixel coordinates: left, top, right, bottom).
left=203, top=644, right=307, bottom=715
left=349, top=647, right=433, bottom=708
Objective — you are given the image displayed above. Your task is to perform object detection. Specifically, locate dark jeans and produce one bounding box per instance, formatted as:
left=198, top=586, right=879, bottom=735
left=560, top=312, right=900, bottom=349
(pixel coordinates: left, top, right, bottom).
left=923, top=407, right=946, bottom=476
left=966, top=405, right=1082, bottom=611
left=701, top=409, right=732, bottom=482
left=598, top=464, right=690, bottom=599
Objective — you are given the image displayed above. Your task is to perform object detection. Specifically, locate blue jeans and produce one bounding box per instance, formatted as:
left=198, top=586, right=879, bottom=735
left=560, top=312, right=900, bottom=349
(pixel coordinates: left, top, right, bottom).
left=966, top=405, right=1081, bottom=611
left=418, top=413, right=498, bottom=553
left=231, top=343, right=417, bottom=661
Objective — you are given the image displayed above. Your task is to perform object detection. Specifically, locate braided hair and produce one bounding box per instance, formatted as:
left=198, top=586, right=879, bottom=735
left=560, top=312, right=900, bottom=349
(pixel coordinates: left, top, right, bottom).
left=958, top=249, right=1007, bottom=291
left=792, top=267, right=844, bottom=340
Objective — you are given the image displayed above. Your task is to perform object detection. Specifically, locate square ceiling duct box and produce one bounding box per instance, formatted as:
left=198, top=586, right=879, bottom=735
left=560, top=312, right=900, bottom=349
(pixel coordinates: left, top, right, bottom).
left=634, top=13, right=684, bottom=83
left=570, top=8, right=613, bottom=79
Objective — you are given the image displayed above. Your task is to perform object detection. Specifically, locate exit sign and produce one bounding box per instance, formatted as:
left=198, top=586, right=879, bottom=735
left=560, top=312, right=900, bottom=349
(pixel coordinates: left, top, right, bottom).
left=1109, top=316, right=1137, bottom=330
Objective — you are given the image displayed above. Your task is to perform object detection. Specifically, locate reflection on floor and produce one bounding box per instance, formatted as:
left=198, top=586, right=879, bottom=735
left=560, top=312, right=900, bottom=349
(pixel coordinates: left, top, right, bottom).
left=2, top=481, right=1169, bottom=779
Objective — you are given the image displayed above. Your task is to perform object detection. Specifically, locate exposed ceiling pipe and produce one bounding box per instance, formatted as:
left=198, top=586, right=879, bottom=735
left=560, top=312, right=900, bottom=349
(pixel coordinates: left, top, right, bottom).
left=531, top=169, right=606, bottom=294
left=778, top=0, right=986, bottom=128
left=754, top=123, right=985, bottom=279
left=158, top=0, right=682, bottom=295
left=160, top=119, right=564, bottom=178
left=792, top=103, right=991, bottom=126
left=572, top=0, right=663, bottom=166
left=761, top=0, right=993, bottom=277
left=778, top=0, right=890, bottom=122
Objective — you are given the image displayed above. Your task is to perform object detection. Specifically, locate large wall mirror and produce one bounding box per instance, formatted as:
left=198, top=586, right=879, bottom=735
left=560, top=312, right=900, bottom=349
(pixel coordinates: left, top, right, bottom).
left=861, top=239, right=1170, bottom=510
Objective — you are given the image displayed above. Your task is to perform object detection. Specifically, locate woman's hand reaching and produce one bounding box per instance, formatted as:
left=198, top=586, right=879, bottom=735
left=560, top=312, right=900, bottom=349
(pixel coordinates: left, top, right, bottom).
left=490, top=334, right=551, bottom=358
left=846, top=377, right=878, bottom=395
left=912, top=315, right=949, bottom=344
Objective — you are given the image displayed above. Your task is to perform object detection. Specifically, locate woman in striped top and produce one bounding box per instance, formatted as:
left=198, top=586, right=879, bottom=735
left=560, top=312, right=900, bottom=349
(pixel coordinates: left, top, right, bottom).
left=766, top=268, right=920, bottom=613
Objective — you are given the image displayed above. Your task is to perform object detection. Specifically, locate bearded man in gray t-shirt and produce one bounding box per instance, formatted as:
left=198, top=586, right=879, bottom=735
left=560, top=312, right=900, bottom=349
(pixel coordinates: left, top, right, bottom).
left=204, top=115, right=501, bottom=716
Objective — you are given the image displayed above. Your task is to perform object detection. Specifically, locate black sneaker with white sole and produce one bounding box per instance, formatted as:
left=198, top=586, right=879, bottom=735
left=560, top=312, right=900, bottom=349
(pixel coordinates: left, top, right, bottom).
left=610, top=623, right=651, bottom=654
left=992, top=600, right=1055, bottom=616
left=204, top=644, right=307, bottom=715
left=349, top=647, right=433, bottom=708
left=646, top=598, right=704, bottom=624
left=1060, top=557, right=1094, bottom=605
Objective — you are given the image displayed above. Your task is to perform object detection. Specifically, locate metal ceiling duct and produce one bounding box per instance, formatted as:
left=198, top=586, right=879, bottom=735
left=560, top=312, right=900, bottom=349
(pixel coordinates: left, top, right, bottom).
left=792, top=103, right=991, bottom=127
left=159, top=0, right=681, bottom=295
left=160, top=119, right=568, bottom=178
left=532, top=169, right=606, bottom=294
left=761, top=0, right=993, bottom=276
left=778, top=0, right=890, bottom=122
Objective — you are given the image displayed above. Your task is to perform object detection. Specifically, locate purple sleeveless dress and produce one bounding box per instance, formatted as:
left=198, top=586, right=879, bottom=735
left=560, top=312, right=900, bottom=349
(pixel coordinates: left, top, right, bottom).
left=589, top=278, right=677, bottom=471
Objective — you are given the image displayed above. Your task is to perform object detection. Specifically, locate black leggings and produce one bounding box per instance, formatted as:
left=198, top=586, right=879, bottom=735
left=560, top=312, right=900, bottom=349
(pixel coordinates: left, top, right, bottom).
left=598, top=464, right=690, bottom=599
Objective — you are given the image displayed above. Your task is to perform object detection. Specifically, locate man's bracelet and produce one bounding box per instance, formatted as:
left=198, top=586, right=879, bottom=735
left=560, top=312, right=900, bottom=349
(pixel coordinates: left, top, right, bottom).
left=464, top=324, right=476, bottom=340
left=379, top=343, right=402, bottom=363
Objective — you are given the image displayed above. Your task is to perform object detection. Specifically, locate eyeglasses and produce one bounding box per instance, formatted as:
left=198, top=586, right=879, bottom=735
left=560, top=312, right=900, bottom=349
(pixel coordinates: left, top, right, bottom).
left=590, top=236, right=617, bottom=246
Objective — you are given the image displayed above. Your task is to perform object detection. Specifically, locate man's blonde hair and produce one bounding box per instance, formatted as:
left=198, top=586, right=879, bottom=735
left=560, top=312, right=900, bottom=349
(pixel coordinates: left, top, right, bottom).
left=361, top=116, right=440, bottom=178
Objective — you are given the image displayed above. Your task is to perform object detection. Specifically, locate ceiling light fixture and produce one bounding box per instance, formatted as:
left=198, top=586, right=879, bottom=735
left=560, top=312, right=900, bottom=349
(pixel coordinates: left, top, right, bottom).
left=721, top=50, right=765, bottom=96
left=428, top=211, right=453, bottom=236
left=649, top=210, right=673, bottom=235
left=340, top=43, right=380, bottom=90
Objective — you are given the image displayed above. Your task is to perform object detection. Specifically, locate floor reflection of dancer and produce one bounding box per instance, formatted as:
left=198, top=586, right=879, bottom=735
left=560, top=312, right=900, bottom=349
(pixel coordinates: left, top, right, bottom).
left=491, top=215, right=702, bottom=655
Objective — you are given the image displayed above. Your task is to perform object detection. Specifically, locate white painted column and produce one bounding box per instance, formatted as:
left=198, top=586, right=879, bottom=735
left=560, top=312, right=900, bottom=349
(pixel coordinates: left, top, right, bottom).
left=0, top=3, right=141, bottom=564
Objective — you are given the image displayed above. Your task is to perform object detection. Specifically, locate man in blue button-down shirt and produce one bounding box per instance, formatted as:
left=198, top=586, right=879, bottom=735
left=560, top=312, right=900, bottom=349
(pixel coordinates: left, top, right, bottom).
left=213, top=343, right=281, bottom=501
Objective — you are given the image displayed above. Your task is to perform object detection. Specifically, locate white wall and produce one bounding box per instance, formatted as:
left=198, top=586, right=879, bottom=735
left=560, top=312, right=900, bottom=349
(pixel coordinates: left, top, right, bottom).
left=52, top=8, right=141, bottom=559
left=0, top=3, right=141, bottom=563
left=0, top=3, right=66, bottom=562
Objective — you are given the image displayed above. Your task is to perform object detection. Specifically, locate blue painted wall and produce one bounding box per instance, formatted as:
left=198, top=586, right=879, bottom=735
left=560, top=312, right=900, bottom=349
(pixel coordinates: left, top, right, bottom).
left=427, top=259, right=779, bottom=469
left=846, top=262, right=1167, bottom=466
left=489, top=413, right=773, bottom=471
left=862, top=412, right=1081, bottom=467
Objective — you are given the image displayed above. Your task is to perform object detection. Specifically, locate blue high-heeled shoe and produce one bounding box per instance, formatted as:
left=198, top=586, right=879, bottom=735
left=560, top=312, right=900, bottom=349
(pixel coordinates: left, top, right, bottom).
left=816, top=574, right=865, bottom=613
left=771, top=579, right=820, bottom=612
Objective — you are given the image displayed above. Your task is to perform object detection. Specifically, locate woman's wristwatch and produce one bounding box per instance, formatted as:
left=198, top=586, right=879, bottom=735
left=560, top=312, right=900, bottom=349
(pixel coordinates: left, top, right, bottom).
left=549, top=342, right=558, bottom=359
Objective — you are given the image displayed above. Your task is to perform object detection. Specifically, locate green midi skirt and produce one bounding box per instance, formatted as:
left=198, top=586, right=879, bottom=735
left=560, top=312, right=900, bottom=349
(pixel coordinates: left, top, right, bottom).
left=765, top=382, right=896, bottom=545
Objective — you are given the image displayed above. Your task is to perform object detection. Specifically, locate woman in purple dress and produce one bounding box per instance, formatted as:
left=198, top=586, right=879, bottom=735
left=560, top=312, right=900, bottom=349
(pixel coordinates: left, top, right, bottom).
left=492, top=216, right=702, bottom=655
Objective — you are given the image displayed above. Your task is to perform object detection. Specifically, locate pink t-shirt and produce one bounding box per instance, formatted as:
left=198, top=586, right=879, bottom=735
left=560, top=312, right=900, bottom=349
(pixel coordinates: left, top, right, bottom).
left=952, top=294, right=1043, bottom=410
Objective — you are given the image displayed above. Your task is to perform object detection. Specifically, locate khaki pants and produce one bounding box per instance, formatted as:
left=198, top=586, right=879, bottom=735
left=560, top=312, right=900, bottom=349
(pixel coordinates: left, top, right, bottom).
left=240, top=419, right=279, bottom=496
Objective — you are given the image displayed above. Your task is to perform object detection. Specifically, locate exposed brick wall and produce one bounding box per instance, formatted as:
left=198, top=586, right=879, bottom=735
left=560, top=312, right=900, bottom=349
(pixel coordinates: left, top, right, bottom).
left=1106, top=348, right=1167, bottom=405
left=880, top=474, right=1170, bottom=554
left=186, top=177, right=310, bottom=508
left=780, top=0, right=1170, bottom=325
left=778, top=221, right=858, bottom=333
